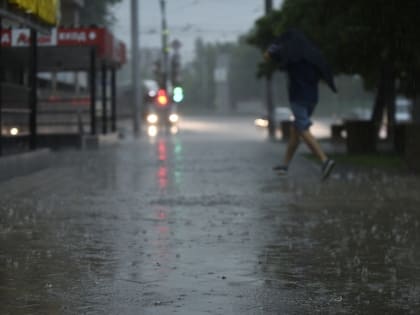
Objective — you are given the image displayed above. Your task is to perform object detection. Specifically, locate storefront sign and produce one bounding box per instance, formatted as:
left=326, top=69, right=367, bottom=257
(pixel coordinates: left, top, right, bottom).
left=0, top=27, right=127, bottom=65
left=11, top=28, right=57, bottom=46
left=1, top=30, right=11, bottom=47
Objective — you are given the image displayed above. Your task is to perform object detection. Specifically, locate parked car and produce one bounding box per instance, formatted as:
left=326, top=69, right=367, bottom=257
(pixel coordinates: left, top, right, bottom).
left=395, top=97, right=412, bottom=122
left=346, top=107, right=371, bottom=120
left=254, top=106, right=293, bottom=128
left=345, top=97, right=412, bottom=123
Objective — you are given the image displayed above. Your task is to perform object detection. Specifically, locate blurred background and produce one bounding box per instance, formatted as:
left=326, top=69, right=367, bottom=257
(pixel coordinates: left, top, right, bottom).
left=0, top=0, right=419, bottom=157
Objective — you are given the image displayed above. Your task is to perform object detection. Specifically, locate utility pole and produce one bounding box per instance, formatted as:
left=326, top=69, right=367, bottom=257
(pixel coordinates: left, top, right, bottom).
left=265, top=0, right=272, bottom=12
left=0, top=17, right=3, bottom=156
left=159, top=0, right=169, bottom=89
left=29, top=29, right=38, bottom=150
left=130, top=0, right=141, bottom=135
left=265, top=0, right=275, bottom=139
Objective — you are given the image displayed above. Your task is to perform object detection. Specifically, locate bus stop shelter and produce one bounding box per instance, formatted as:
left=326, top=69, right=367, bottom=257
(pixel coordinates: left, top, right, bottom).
left=0, top=0, right=59, bottom=155
left=0, top=26, right=127, bottom=152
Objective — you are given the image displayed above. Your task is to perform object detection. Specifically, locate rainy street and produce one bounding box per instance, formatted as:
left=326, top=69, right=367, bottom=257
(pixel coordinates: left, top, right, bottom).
left=1, top=116, right=420, bottom=314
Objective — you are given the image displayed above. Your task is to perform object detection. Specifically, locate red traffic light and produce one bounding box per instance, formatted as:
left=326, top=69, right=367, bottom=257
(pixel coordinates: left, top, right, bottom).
left=156, top=89, right=169, bottom=106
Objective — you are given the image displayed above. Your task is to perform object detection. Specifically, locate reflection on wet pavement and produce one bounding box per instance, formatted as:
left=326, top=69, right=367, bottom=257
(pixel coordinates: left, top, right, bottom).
left=1, top=117, right=420, bottom=314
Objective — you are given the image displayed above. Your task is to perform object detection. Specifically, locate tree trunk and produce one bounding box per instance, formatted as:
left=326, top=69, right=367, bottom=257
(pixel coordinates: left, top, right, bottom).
left=371, top=69, right=386, bottom=137
left=413, top=93, right=420, bottom=123
left=383, top=62, right=396, bottom=143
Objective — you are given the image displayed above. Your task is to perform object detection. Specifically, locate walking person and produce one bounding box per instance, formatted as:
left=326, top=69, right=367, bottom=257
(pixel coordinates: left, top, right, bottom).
left=264, top=28, right=337, bottom=180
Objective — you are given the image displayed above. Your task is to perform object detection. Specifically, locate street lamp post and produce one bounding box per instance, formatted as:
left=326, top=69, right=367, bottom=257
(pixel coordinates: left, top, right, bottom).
left=265, top=0, right=272, bottom=12
left=159, top=0, right=169, bottom=90
left=265, top=0, right=275, bottom=140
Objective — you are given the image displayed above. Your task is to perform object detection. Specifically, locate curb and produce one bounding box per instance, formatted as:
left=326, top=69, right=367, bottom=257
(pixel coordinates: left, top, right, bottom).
left=0, top=149, right=52, bottom=182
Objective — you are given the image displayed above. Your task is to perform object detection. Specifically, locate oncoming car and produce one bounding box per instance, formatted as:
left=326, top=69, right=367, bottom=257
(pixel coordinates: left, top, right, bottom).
left=144, top=87, right=180, bottom=136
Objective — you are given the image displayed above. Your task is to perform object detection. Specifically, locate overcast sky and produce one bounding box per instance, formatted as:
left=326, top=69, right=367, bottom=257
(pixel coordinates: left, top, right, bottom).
left=112, top=0, right=283, bottom=60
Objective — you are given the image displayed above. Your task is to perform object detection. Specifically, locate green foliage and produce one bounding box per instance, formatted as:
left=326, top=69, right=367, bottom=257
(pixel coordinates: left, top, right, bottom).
left=248, top=0, right=420, bottom=95
left=246, top=10, right=283, bottom=78
left=305, top=152, right=407, bottom=171
left=80, top=0, right=123, bottom=26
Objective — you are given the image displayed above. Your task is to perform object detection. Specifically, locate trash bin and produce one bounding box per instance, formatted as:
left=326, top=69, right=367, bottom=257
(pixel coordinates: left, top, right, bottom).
left=331, top=123, right=345, bottom=142
left=405, top=123, right=420, bottom=172
left=280, top=120, right=292, bottom=141
left=345, top=120, right=376, bottom=154
left=394, top=123, right=408, bottom=155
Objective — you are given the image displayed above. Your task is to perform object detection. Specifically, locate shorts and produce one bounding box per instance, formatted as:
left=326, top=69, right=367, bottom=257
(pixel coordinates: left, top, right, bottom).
left=290, top=102, right=316, bottom=132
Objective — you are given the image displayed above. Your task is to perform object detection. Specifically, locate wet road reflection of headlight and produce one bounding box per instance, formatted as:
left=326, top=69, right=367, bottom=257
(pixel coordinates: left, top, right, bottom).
left=170, top=126, right=178, bottom=134
left=148, top=125, right=158, bottom=137
left=10, top=127, right=19, bottom=136
left=169, top=114, right=179, bottom=123
left=147, top=114, right=158, bottom=124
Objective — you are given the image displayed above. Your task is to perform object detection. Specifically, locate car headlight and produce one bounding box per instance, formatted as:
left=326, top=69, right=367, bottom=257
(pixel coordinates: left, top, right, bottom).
left=254, top=118, right=268, bottom=128
left=169, top=114, right=179, bottom=123
left=147, top=114, right=158, bottom=124
left=10, top=127, right=19, bottom=136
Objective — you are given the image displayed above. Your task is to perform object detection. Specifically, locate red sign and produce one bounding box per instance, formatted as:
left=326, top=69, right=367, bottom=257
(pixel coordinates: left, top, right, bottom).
left=0, top=27, right=126, bottom=65
left=11, top=29, right=57, bottom=46
left=57, top=28, right=107, bottom=58
left=1, top=29, right=11, bottom=47
left=57, top=28, right=103, bottom=46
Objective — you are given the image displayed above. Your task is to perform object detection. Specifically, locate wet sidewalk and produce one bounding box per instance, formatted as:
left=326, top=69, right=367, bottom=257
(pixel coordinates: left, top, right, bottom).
left=1, top=116, right=420, bottom=314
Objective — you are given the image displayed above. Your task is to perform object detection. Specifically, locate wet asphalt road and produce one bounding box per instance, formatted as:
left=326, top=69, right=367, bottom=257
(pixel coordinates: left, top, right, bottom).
left=1, top=116, right=420, bottom=314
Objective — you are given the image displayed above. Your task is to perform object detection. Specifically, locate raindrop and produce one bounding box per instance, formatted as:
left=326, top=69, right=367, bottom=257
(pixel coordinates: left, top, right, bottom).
left=335, top=267, right=342, bottom=276
left=384, top=253, right=393, bottom=265
left=361, top=266, right=369, bottom=282
left=390, top=267, right=397, bottom=283
left=370, top=225, right=377, bottom=234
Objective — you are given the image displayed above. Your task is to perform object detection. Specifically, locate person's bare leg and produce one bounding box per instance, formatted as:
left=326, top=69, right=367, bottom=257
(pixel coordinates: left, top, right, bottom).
left=300, top=129, right=328, bottom=163
left=283, top=125, right=300, bottom=166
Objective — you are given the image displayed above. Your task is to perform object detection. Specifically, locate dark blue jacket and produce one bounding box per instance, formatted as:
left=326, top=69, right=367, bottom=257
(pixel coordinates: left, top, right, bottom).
left=286, top=60, right=320, bottom=105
